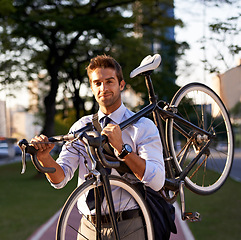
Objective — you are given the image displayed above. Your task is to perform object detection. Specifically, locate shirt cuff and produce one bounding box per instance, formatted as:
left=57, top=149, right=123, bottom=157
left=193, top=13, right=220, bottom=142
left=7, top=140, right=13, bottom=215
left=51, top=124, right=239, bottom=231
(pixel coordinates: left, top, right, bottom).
left=141, top=160, right=165, bottom=191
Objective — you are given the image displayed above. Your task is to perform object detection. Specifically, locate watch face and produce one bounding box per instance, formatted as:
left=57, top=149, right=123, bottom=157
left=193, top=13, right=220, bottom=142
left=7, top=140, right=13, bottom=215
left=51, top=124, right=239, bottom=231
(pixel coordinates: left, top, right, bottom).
left=118, top=144, right=132, bottom=159
left=124, top=144, right=132, bottom=153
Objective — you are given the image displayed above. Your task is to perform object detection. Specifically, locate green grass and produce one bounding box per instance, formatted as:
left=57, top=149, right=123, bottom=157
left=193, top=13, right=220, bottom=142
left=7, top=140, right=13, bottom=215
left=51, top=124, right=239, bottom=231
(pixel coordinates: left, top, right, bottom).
left=0, top=161, right=77, bottom=240
left=1, top=162, right=241, bottom=240
left=184, top=176, right=241, bottom=240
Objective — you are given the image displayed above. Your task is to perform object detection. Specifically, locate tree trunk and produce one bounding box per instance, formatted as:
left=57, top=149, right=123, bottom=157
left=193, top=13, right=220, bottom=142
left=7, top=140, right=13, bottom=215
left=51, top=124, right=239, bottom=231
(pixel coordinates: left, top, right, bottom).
left=41, top=68, right=59, bottom=137
left=73, top=88, right=81, bottom=120
left=42, top=95, right=56, bottom=136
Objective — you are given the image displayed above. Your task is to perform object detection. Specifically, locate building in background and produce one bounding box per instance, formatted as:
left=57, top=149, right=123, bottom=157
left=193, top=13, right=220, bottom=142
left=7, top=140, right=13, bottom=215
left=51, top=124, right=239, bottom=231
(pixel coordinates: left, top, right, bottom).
left=141, top=0, right=176, bottom=83
left=0, top=100, right=41, bottom=142
left=10, top=105, right=41, bottom=140
left=0, top=100, right=17, bottom=158
left=212, top=60, right=241, bottom=112
left=212, top=60, right=241, bottom=126
left=212, top=59, right=241, bottom=147
left=0, top=100, right=8, bottom=137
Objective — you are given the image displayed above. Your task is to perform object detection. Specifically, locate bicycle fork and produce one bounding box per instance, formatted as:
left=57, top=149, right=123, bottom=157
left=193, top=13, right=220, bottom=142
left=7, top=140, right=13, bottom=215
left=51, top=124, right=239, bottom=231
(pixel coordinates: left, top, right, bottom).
left=87, top=167, right=120, bottom=240
left=83, top=131, right=121, bottom=240
left=101, top=169, right=121, bottom=240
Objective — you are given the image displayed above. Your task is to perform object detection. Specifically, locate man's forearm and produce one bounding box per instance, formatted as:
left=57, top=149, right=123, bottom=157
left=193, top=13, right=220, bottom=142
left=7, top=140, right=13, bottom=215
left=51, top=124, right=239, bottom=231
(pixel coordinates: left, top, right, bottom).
left=123, top=152, right=146, bottom=180
left=38, top=154, right=65, bottom=184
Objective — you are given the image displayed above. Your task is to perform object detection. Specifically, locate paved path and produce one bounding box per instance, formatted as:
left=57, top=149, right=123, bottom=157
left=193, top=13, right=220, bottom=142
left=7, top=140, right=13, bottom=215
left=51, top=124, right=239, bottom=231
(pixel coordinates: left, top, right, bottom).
left=28, top=203, right=194, bottom=240
left=0, top=155, right=22, bottom=165
left=229, top=148, right=241, bottom=182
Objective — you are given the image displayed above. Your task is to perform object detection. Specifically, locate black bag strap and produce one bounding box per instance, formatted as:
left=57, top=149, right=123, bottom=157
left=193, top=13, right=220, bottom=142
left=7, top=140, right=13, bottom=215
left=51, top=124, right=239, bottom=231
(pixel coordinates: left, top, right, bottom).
left=92, top=113, right=132, bottom=174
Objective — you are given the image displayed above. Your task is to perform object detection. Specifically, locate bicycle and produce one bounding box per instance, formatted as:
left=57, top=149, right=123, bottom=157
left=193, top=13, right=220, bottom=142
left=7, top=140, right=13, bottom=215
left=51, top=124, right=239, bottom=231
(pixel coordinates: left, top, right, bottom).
left=18, top=54, right=234, bottom=240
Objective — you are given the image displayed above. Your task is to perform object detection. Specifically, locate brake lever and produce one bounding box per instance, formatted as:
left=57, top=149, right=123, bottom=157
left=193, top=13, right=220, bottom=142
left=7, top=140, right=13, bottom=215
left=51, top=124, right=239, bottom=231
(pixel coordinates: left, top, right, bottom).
left=18, top=139, right=28, bottom=174
left=18, top=139, right=56, bottom=174
left=20, top=143, right=27, bottom=174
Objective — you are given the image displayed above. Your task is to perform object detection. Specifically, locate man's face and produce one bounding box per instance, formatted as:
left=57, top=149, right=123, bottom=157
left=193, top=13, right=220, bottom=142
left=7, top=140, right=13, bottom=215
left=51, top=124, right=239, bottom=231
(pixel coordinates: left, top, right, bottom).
left=90, top=68, right=125, bottom=114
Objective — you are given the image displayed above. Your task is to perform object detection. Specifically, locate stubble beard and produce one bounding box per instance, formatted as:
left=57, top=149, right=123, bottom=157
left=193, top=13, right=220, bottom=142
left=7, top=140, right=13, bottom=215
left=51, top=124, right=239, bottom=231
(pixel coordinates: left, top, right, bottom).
left=97, top=92, right=121, bottom=112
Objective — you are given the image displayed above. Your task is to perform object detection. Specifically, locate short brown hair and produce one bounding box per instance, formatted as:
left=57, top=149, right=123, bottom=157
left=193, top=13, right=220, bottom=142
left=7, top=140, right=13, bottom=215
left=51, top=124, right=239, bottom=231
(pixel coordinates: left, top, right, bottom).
left=86, top=55, right=123, bottom=84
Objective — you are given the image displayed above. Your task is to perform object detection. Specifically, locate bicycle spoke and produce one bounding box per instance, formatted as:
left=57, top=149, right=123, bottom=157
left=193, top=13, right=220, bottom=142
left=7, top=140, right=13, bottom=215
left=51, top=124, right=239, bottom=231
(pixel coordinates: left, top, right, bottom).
left=57, top=177, right=154, bottom=240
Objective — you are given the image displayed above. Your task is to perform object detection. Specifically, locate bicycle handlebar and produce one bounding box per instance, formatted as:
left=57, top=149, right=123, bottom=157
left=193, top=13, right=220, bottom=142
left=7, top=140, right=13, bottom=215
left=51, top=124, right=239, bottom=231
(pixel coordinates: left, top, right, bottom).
left=18, top=139, right=56, bottom=174
left=81, top=131, right=120, bottom=169
left=18, top=123, right=120, bottom=174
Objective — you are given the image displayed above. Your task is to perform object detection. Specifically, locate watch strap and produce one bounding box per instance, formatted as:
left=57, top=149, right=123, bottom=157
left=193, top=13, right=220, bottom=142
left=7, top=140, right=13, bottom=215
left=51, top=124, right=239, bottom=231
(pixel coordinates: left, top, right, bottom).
left=118, top=144, right=132, bottom=159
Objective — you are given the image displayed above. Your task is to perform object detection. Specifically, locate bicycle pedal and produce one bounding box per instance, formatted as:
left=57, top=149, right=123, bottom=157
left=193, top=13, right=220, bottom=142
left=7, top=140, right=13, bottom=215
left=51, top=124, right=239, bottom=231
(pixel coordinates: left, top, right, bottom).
left=183, top=212, right=201, bottom=222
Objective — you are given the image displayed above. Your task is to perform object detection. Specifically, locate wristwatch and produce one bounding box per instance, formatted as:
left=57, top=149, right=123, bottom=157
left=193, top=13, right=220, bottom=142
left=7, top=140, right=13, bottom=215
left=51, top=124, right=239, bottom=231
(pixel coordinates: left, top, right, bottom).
left=118, top=144, right=132, bottom=159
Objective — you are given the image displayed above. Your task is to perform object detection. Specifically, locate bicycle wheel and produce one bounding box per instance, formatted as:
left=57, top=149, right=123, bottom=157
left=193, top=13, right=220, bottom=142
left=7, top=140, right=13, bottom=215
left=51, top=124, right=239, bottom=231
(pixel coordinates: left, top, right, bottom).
left=166, top=83, right=234, bottom=195
left=56, top=175, right=154, bottom=240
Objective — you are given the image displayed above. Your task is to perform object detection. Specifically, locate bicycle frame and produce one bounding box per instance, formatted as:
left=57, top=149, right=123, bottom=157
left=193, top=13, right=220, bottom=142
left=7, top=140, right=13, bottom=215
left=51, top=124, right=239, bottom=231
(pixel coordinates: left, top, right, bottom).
left=117, top=73, right=215, bottom=192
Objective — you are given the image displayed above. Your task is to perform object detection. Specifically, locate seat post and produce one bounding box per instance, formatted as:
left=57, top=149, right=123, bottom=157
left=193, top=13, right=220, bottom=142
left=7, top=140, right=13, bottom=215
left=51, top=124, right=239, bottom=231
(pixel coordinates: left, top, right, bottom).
left=144, top=74, right=157, bottom=104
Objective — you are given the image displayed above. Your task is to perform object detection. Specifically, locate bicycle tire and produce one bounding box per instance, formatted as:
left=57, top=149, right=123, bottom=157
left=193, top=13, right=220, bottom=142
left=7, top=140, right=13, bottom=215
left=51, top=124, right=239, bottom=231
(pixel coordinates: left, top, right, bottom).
left=56, top=175, right=154, bottom=240
left=166, top=83, right=234, bottom=195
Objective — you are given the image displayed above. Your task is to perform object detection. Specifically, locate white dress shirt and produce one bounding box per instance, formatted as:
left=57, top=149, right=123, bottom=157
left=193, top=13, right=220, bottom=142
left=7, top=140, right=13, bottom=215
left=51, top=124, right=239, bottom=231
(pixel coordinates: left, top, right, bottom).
left=50, top=103, right=165, bottom=213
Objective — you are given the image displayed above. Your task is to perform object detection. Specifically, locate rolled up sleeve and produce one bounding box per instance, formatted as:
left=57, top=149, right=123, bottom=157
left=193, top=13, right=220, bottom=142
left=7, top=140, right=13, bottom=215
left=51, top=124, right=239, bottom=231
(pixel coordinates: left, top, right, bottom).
left=134, top=119, right=165, bottom=191
left=49, top=143, right=80, bottom=189
left=48, top=118, right=91, bottom=189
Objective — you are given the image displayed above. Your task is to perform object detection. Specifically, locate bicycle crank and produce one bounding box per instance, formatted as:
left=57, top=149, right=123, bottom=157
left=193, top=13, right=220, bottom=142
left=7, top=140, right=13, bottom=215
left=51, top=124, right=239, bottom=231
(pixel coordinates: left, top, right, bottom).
left=179, top=181, right=201, bottom=222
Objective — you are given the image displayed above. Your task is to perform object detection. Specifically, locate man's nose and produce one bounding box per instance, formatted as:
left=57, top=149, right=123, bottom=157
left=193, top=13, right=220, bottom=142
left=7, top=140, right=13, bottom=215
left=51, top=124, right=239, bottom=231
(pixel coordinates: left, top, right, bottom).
left=100, top=82, right=107, bottom=91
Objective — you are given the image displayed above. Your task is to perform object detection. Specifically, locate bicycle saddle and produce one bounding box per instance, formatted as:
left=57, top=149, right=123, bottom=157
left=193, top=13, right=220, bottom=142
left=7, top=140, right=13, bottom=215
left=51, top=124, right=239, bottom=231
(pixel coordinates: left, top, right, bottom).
left=130, top=54, right=162, bottom=78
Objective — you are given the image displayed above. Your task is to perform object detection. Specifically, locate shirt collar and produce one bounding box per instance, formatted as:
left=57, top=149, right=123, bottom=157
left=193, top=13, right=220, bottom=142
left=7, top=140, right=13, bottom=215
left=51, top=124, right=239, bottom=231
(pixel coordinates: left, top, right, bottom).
left=98, top=103, right=126, bottom=124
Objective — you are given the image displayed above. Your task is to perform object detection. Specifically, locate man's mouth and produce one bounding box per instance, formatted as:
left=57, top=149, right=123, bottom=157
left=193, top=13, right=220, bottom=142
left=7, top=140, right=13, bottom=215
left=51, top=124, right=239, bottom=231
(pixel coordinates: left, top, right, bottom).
left=100, top=93, right=112, bottom=98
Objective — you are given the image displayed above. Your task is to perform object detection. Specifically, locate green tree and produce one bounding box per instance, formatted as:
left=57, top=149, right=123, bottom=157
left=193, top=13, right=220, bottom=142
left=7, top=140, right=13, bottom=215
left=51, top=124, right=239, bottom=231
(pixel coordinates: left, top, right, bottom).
left=197, top=0, right=240, bottom=74
left=208, top=12, right=241, bottom=73
left=0, top=0, right=137, bottom=136
left=0, top=0, right=184, bottom=136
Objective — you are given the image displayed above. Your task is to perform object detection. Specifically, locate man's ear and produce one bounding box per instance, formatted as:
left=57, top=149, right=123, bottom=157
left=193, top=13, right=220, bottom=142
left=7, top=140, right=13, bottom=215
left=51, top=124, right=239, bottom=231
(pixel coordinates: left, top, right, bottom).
left=120, top=80, right=125, bottom=91
left=89, top=79, right=92, bottom=89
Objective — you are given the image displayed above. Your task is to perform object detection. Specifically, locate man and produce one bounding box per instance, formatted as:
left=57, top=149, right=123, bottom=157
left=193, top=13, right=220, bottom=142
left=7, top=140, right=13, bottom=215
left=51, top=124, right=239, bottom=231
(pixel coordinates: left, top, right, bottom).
left=31, top=55, right=165, bottom=238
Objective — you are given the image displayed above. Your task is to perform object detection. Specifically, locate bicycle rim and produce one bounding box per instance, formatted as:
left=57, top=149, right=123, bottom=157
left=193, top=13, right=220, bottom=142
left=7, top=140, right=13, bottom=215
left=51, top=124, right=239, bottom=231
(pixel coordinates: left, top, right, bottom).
left=56, top=176, right=154, bottom=240
left=167, top=83, right=234, bottom=195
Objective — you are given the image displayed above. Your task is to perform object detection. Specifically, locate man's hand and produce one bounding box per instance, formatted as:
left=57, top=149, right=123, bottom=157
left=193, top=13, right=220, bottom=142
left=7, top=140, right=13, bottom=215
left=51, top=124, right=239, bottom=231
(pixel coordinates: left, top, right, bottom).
left=101, top=123, right=146, bottom=180
left=30, top=134, right=65, bottom=184
left=30, top=134, right=54, bottom=158
left=101, top=124, right=123, bottom=154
